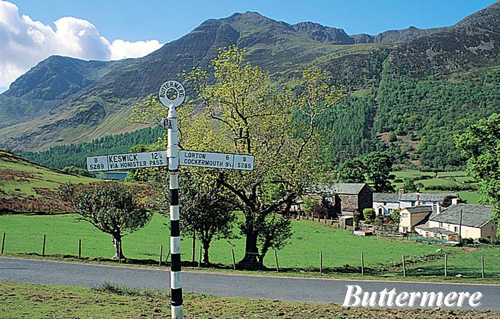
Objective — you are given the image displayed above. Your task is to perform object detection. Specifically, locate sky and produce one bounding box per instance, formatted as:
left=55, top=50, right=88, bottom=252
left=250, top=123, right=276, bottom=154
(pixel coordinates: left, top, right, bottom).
left=0, top=0, right=497, bottom=93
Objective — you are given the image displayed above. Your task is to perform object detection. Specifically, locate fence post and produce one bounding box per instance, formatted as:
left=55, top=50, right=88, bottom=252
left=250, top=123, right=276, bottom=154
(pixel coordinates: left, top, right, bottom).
left=78, top=239, right=82, bottom=259
left=159, top=245, right=163, bottom=267
left=402, top=255, right=406, bottom=277
left=231, top=249, right=236, bottom=270
left=118, top=241, right=121, bottom=264
left=191, top=231, right=196, bottom=263
left=166, top=252, right=171, bottom=264
left=42, top=234, right=46, bottom=257
left=319, top=251, right=323, bottom=274
left=198, top=246, right=202, bottom=267
left=1, top=233, right=5, bottom=255
left=481, top=255, right=485, bottom=279
left=444, top=254, right=447, bottom=277
left=361, top=252, right=364, bottom=276
left=274, top=250, right=280, bottom=272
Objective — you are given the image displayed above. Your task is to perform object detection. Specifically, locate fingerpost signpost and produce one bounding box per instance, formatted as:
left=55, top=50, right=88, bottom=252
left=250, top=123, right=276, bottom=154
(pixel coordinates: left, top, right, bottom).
left=86, top=81, right=254, bottom=319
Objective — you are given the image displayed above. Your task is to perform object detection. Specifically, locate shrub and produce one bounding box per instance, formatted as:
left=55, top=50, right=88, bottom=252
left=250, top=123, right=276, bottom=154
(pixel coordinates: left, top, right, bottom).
left=363, top=208, right=376, bottom=222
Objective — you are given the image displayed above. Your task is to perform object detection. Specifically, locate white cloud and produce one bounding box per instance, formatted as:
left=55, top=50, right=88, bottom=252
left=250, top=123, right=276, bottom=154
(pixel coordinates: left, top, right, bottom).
left=0, top=1, right=163, bottom=90
left=110, top=39, right=162, bottom=60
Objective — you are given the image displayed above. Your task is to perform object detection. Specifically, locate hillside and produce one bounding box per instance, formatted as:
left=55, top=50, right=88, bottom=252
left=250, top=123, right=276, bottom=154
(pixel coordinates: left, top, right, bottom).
left=0, top=149, right=95, bottom=213
left=0, top=2, right=500, bottom=169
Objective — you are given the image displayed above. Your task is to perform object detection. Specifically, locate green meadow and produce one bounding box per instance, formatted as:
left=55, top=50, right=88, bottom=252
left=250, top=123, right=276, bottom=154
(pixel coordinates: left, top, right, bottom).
left=1, top=213, right=499, bottom=281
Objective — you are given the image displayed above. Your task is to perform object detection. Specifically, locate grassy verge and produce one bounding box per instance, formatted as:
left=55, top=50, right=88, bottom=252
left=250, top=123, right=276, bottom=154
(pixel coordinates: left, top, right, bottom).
left=1, top=281, right=498, bottom=318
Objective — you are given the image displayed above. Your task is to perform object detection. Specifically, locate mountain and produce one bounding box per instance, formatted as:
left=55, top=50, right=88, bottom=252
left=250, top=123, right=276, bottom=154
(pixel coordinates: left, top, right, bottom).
left=1, top=2, right=500, bottom=170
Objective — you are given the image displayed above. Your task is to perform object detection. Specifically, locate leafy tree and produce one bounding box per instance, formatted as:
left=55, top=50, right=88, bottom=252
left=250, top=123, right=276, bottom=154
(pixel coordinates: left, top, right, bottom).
left=403, top=178, right=418, bottom=192
left=456, top=113, right=500, bottom=235
left=311, top=202, right=328, bottom=219
left=58, top=182, right=152, bottom=259
left=129, top=46, right=343, bottom=268
left=363, top=208, right=376, bottom=222
left=391, top=209, right=401, bottom=224
left=336, top=158, right=366, bottom=183
left=363, top=151, right=395, bottom=192
left=388, top=132, right=397, bottom=142
left=155, top=171, right=238, bottom=265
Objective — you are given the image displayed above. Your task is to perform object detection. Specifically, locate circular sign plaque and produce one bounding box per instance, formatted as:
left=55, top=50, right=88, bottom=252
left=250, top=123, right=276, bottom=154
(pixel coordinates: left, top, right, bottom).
left=159, top=80, right=185, bottom=107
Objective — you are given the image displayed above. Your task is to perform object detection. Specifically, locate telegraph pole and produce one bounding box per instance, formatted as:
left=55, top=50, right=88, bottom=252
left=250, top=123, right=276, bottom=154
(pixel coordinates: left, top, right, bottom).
left=159, top=81, right=185, bottom=319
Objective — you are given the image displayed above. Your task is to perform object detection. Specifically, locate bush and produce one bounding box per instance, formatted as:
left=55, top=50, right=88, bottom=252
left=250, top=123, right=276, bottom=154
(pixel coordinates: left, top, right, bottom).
left=363, top=208, right=376, bottom=222
left=353, top=210, right=363, bottom=223
left=461, top=238, right=474, bottom=245
left=391, top=209, right=401, bottom=223
left=479, top=238, right=490, bottom=244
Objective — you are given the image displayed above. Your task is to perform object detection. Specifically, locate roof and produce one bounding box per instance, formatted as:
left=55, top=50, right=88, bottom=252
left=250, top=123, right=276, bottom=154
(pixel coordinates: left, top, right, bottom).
left=403, top=205, right=434, bottom=214
left=312, top=183, right=369, bottom=195
left=430, top=204, right=494, bottom=228
left=373, top=192, right=399, bottom=202
left=400, top=192, right=457, bottom=202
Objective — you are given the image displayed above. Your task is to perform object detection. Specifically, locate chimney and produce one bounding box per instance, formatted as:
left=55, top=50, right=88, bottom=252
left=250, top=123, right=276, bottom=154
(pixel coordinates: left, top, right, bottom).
left=398, top=188, right=404, bottom=197
left=436, top=202, right=440, bottom=215
left=451, top=198, right=459, bottom=206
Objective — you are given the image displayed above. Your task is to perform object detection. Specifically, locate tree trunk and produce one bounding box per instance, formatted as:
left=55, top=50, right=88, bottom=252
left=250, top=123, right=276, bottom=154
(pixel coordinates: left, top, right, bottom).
left=111, top=234, right=124, bottom=259
left=238, top=230, right=261, bottom=269
left=202, top=242, right=210, bottom=265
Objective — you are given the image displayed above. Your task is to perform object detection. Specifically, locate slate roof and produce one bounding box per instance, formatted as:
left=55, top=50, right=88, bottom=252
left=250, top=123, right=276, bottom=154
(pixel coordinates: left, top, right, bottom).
left=431, top=204, right=494, bottom=228
left=373, top=192, right=399, bottom=202
left=313, top=183, right=368, bottom=195
left=404, top=205, right=434, bottom=214
left=400, top=192, right=457, bottom=202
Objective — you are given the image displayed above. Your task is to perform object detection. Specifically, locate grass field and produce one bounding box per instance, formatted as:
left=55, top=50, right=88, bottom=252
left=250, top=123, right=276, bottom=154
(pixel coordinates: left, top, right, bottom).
left=392, top=170, right=481, bottom=204
left=2, top=281, right=496, bottom=318
left=1, top=213, right=499, bottom=281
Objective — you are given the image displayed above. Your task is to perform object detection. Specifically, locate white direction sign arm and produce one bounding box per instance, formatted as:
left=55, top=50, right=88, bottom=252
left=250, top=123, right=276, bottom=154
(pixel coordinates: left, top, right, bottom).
left=86, top=151, right=168, bottom=172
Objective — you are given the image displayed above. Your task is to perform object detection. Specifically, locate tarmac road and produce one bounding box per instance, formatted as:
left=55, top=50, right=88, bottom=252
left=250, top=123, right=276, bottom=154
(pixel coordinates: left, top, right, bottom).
left=1, top=257, right=499, bottom=310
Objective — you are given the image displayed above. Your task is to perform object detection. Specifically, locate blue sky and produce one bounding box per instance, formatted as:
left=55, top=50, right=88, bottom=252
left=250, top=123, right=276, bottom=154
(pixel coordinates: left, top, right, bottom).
left=14, top=0, right=496, bottom=42
left=0, top=0, right=497, bottom=92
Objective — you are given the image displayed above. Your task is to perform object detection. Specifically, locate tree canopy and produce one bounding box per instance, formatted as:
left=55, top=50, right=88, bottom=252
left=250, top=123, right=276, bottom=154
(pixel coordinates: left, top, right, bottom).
left=58, top=181, right=152, bottom=259
left=456, top=113, right=500, bottom=235
left=129, top=46, right=344, bottom=268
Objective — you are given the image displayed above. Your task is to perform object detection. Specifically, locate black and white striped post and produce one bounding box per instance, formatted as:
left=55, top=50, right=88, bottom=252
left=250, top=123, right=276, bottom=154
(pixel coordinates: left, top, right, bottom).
left=159, top=80, right=185, bottom=319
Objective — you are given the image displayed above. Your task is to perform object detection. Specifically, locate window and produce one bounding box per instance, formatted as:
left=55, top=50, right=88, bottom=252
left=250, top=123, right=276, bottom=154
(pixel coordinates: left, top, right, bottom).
left=454, top=226, right=459, bottom=232
left=402, top=213, right=408, bottom=218
left=411, top=201, right=415, bottom=206
left=388, top=208, right=393, bottom=214
left=439, top=222, right=443, bottom=228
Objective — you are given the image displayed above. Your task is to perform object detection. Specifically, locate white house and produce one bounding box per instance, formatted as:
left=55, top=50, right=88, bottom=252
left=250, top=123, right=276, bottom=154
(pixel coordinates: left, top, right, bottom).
left=373, top=192, right=400, bottom=217
left=425, top=204, right=497, bottom=240
left=373, top=190, right=459, bottom=217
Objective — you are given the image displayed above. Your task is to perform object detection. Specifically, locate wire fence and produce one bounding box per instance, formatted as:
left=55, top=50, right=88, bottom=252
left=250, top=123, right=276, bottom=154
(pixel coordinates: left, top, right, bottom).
left=1, top=231, right=499, bottom=280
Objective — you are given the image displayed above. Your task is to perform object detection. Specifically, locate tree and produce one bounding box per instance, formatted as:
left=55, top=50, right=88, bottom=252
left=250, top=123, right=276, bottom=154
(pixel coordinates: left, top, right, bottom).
left=363, top=151, right=395, bottom=192
left=456, top=113, right=500, bottom=236
left=403, top=178, right=418, bottom=192
left=155, top=171, right=238, bottom=265
left=363, top=208, right=376, bottom=222
left=58, top=182, right=152, bottom=259
left=336, top=158, right=366, bottom=183
left=129, top=46, right=343, bottom=268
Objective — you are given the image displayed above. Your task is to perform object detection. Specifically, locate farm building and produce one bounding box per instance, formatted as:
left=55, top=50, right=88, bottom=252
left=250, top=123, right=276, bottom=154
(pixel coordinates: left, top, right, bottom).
left=316, top=183, right=373, bottom=216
